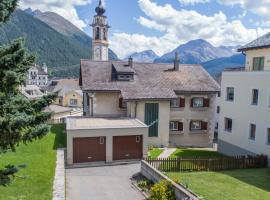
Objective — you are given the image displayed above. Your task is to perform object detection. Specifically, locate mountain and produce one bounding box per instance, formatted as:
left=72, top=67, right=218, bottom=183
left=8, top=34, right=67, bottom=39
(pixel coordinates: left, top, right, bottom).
left=202, top=54, right=245, bottom=77
left=0, top=9, right=118, bottom=78
left=154, top=39, right=235, bottom=64
left=125, top=50, right=159, bottom=63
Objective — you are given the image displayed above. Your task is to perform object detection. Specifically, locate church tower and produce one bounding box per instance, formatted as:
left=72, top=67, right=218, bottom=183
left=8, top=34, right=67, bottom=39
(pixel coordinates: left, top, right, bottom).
left=91, top=0, right=110, bottom=61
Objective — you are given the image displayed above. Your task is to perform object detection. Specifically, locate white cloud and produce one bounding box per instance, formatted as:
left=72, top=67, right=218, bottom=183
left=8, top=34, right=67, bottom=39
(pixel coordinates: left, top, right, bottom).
left=179, top=0, right=210, bottom=5
left=110, top=0, right=269, bottom=58
left=19, top=0, right=92, bottom=29
left=218, top=0, right=270, bottom=22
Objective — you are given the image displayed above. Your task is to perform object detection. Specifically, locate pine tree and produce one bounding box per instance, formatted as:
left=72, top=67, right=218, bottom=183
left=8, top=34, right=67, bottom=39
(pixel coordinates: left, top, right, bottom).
left=0, top=0, right=56, bottom=186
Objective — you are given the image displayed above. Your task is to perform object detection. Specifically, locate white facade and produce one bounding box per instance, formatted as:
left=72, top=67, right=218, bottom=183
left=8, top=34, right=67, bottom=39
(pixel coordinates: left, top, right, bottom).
left=27, top=64, right=48, bottom=86
left=218, top=53, right=270, bottom=160
left=83, top=92, right=216, bottom=147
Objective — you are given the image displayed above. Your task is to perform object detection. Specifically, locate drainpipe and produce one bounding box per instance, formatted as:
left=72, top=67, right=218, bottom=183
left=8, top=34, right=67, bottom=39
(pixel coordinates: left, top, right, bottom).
left=134, top=101, right=138, bottom=118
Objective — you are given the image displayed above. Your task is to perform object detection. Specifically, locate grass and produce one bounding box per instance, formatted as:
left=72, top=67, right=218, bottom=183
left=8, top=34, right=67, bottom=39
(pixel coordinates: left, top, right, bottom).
left=148, top=148, right=164, bottom=159
left=170, top=148, right=224, bottom=158
left=167, top=168, right=270, bottom=200
left=0, top=124, right=66, bottom=200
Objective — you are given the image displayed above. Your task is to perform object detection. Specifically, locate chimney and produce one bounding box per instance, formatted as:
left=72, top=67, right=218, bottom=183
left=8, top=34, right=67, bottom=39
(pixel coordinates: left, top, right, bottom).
left=174, top=52, right=180, bottom=71
left=128, top=57, right=133, bottom=67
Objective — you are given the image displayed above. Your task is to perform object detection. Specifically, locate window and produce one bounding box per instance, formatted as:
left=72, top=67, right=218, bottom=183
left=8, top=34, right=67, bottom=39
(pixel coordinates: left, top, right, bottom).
left=170, top=98, right=185, bottom=108
left=224, top=118, right=232, bottom=132
left=267, top=128, right=270, bottom=145
left=249, top=124, right=256, bottom=140
left=170, top=99, right=179, bottom=108
left=118, top=74, right=133, bottom=81
left=170, top=121, right=178, bottom=131
left=226, top=87, right=234, bottom=101
left=217, top=106, right=220, bottom=114
left=251, top=89, right=259, bottom=105
left=95, top=27, right=100, bottom=40
left=253, top=57, right=264, bottom=71
left=217, top=91, right=221, bottom=97
left=190, top=121, right=201, bottom=131
left=192, top=98, right=204, bottom=108
left=70, top=99, right=78, bottom=106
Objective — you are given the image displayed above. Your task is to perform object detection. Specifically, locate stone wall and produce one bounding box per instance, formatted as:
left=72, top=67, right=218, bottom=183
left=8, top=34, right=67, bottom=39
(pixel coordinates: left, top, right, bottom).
left=141, top=160, right=199, bottom=200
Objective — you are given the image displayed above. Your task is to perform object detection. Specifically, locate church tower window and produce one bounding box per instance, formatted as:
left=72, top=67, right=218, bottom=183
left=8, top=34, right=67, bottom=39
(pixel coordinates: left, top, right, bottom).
left=96, top=27, right=100, bottom=40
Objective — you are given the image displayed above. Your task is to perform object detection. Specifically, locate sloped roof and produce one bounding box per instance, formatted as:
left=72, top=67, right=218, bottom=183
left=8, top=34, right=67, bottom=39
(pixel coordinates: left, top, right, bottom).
left=238, top=32, right=270, bottom=51
left=80, top=60, right=220, bottom=100
left=46, top=79, right=82, bottom=97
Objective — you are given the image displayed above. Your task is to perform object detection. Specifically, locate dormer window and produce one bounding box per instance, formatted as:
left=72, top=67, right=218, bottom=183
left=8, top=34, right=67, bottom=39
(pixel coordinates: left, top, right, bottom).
left=117, top=74, right=133, bottom=81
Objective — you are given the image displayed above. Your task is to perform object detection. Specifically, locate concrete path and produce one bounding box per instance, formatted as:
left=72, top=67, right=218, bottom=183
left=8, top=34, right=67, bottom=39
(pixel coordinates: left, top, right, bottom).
left=66, top=163, right=145, bottom=200
left=158, top=148, right=176, bottom=158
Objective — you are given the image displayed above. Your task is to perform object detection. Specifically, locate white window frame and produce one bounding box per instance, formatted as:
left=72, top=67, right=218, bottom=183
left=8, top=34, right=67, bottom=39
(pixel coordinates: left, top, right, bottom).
left=192, top=97, right=204, bottom=108
left=170, top=121, right=179, bottom=131
left=170, top=99, right=179, bottom=108
left=249, top=124, right=256, bottom=140
left=224, top=117, right=232, bottom=133
left=69, top=99, right=78, bottom=106
left=190, top=121, right=202, bottom=131
left=251, top=89, right=259, bottom=105
left=267, top=128, right=270, bottom=145
left=226, top=87, right=234, bottom=102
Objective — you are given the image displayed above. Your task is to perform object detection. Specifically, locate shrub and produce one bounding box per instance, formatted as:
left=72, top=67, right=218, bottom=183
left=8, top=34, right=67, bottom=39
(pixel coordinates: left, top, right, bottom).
left=138, top=180, right=152, bottom=191
left=150, top=180, right=175, bottom=200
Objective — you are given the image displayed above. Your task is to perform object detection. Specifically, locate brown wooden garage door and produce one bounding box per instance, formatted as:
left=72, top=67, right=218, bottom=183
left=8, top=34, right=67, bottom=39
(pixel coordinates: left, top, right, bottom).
left=73, top=137, right=106, bottom=163
left=113, top=135, right=143, bottom=161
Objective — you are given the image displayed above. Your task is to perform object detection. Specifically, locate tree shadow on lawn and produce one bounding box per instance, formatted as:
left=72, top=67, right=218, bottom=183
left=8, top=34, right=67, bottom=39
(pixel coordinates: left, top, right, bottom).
left=218, top=168, right=270, bottom=192
left=50, top=124, right=66, bottom=150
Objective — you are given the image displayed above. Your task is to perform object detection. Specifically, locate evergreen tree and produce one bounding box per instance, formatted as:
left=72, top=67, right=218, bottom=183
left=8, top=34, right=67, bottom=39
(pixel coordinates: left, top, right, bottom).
left=0, top=0, right=56, bottom=186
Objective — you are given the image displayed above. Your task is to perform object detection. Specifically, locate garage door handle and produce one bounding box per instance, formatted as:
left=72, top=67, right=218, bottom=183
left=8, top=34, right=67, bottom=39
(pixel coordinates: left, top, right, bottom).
left=88, top=157, right=92, bottom=159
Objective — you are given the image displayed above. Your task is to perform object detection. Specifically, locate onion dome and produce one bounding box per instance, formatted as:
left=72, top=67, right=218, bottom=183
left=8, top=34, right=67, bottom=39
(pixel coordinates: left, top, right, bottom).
left=95, top=0, right=106, bottom=16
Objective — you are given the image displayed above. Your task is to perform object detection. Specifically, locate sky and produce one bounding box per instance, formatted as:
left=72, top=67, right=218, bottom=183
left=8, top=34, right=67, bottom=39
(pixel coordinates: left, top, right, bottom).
left=19, top=0, right=270, bottom=58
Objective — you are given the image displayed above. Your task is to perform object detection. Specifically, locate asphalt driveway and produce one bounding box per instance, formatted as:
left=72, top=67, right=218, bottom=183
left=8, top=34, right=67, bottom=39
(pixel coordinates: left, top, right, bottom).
left=66, top=163, right=145, bottom=200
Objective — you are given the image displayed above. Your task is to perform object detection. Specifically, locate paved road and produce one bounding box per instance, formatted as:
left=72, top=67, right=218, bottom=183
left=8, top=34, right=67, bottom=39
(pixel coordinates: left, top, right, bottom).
left=66, top=163, right=145, bottom=200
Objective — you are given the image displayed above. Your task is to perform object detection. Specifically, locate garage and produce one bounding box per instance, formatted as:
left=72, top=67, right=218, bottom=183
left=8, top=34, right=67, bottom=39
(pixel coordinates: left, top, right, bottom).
left=113, top=135, right=143, bottom=160
left=73, top=137, right=106, bottom=163
left=66, top=117, right=148, bottom=165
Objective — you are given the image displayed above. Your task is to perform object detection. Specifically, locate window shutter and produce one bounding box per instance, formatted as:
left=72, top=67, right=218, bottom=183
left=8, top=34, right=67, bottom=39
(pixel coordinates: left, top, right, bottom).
left=189, top=121, right=192, bottom=131
left=190, top=98, right=194, bottom=108
left=180, top=98, right=185, bottom=108
left=203, top=98, right=210, bottom=107
left=202, top=121, right=208, bottom=130
left=119, top=97, right=123, bottom=108
left=178, top=122, right=183, bottom=131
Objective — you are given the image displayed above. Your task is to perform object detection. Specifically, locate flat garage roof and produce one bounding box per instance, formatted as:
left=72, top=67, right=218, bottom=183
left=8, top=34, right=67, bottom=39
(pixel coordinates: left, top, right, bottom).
left=66, top=117, right=148, bottom=130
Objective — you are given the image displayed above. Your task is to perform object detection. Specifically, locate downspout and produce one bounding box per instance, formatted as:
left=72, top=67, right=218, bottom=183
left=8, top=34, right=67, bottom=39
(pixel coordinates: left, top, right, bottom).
left=134, top=101, right=138, bottom=118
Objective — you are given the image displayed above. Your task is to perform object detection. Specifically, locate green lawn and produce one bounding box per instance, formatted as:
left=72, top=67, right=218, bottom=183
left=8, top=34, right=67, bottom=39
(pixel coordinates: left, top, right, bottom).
left=167, top=168, right=270, bottom=200
left=0, top=124, right=66, bottom=200
left=148, top=148, right=164, bottom=159
left=170, top=148, right=224, bottom=158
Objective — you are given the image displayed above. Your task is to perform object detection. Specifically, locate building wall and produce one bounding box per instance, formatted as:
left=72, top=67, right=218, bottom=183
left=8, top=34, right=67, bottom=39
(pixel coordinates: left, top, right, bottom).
left=66, top=127, right=148, bottom=165
left=169, top=94, right=216, bottom=147
left=63, top=91, right=83, bottom=108
left=244, top=48, right=270, bottom=71
left=128, top=100, right=170, bottom=147
left=88, top=92, right=127, bottom=117
left=218, top=71, right=270, bottom=159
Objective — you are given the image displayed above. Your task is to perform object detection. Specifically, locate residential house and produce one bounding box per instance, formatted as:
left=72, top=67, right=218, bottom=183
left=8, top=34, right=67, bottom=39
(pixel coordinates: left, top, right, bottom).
left=218, top=33, right=270, bottom=163
left=46, top=78, right=83, bottom=108
left=27, top=63, right=48, bottom=86
left=66, top=0, right=219, bottom=165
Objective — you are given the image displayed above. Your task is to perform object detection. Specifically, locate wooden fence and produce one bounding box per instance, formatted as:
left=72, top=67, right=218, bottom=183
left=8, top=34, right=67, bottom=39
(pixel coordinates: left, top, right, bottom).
left=145, top=155, right=268, bottom=172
